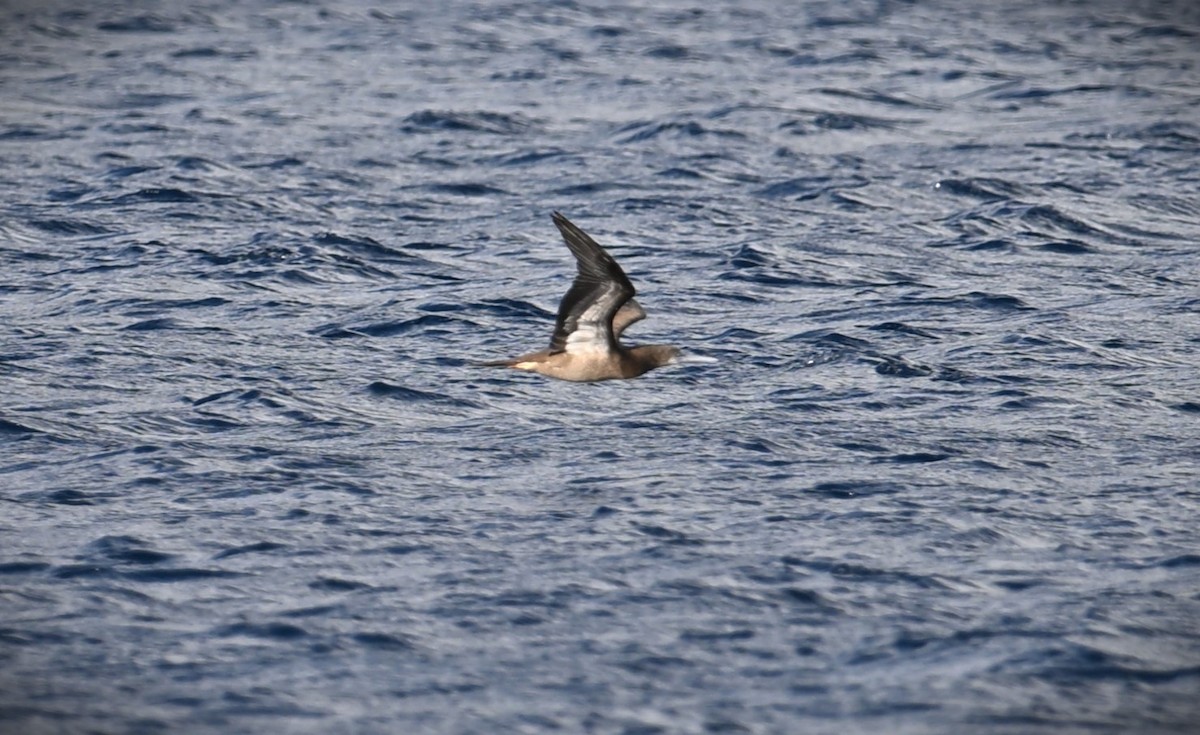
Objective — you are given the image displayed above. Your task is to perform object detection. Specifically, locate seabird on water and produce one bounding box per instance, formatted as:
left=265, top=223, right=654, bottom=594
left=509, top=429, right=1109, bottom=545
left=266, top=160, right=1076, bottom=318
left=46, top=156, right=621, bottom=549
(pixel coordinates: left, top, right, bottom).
left=481, top=212, right=679, bottom=381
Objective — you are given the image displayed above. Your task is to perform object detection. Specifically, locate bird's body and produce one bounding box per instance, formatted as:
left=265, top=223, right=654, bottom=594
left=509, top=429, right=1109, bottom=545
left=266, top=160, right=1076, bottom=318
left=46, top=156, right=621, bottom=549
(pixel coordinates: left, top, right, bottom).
left=482, top=212, right=679, bottom=382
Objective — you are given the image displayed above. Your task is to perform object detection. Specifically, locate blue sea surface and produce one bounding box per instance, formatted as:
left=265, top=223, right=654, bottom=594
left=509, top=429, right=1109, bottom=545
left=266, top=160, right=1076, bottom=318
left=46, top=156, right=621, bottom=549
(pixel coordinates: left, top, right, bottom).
left=2, top=0, right=1199, bottom=732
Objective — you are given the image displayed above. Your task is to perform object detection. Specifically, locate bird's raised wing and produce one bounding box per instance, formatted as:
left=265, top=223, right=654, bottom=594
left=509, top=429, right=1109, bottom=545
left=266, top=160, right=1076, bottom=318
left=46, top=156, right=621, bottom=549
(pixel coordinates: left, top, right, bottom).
left=547, top=212, right=637, bottom=355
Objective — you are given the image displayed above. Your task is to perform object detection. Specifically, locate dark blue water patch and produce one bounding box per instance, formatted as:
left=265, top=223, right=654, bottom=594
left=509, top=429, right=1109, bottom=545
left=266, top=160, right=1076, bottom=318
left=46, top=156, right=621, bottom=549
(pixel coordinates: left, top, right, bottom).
left=644, top=43, right=695, bottom=60
left=26, top=218, right=114, bottom=237
left=105, top=188, right=203, bottom=205
left=931, top=366, right=977, bottom=383
left=104, top=164, right=161, bottom=179
left=988, top=83, right=1121, bottom=101
left=171, top=46, right=259, bottom=60
left=164, top=296, right=230, bottom=310
left=96, top=122, right=171, bottom=137
left=616, top=119, right=747, bottom=143
left=277, top=268, right=339, bottom=285
left=310, top=324, right=369, bottom=340
left=720, top=243, right=768, bottom=270
left=400, top=110, right=536, bottom=135
left=721, top=245, right=807, bottom=286
left=828, top=188, right=892, bottom=211
left=365, top=382, right=480, bottom=408
left=489, top=69, right=547, bottom=82
left=867, top=322, right=941, bottom=339
left=279, top=604, right=343, bottom=619
left=180, top=414, right=245, bottom=432
left=816, top=87, right=945, bottom=110
left=808, top=481, right=900, bottom=499
left=82, top=536, right=176, bottom=566
left=631, top=523, right=703, bottom=545
left=766, top=392, right=833, bottom=414
left=731, top=437, right=792, bottom=455
left=43, top=489, right=97, bottom=506
left=400, top=240, right=464, bottom=251
left=309, top=577, right=373, bottom=592
left=1000, top=334, right=1058, bottom=349
left=934, top=177, right=1029, bottom=202
left=312, top=232, right=404, bottom=260
left=46, top=186, right=95, bottom=202
left=1124, top=193, right=1200, bottom=224
left=997, top=394, right=1072, bottom=411
left=787, top=50, right=882, bottom=66
left=1156, top=553, right=1200, bottom=568
left=876, top=452, right=954, bottom=464
left=714, top=327, right=770, bottom=343
left=550, top=181, right=635, bottom=197
left=96, top=14, right=175, bottom=33
left=1035, top=240, right=1095, bottom=254
left=756, top=174, right=869, bottom=199
left=656, top=167, right=707, bottom=180
left=241, top=156, right=305, bottom=169
left=678, top=627, right=755, bottom=643
left=945, top=526, right=1011, bottom=548
left=114, top=92, right=197, bottom=112
left=832, top=564, right=951, bottom=591
left=0, top=417, right=42, bottom=436
left=212, top=542, right=288, bottom=560
left=782, top=112, right=904, bottom=134
left=728, top=35, right=796, bottom=59
left=351, top=157, right=396, bottom=169
left=389, top=680, right=486, bottom=700
left=588, top=23, right=626, bottom=38
left=484, top=148, right=572, bottom=167
left=376, top=543, right=431, bottom=556
left=310, top=479, right=376, bottom=496
left=1124, top=121, right=1200, bottom=150
left=416, top=301, right=466, bottom=314
left=924, top=291, right=1034, bottom=312
left=50, top=564, right=115, bottom=580
left=216, top=621, right=308, bottom=640
left=778, top=587, right=836, bottom=609
left=935, top=205, right=1007, bottom=239
left=870, top=355, right=935, bottom=378
left=0, top=125, right=69, bottom=141
left=955, top=238, right=1016, bottom=252
left=0, top=561, right=51, bottom=575
left=1122, top=24, right=1199, bottom=41
left=192, top=239, right=293, bottom=267
left=1018, top=204, right=1120, bottom=242
left=122, top=568, right=245, bottom=583
left=526, top=37, right=579, bottom=62
left=614, top=653, right=691, bottom=672
left=320, top=314, right=462, bottom=339
left=422, top=182, right=510, bottom=197
left=205, top=695, right=327, bottom=719
left=189, top=389, right=241, bottom=407
left=169, top=154, right=225, bottom=171
left=352, top=632, right=415, bottom=651
left=0, top=630, right=84, bottom=654
left=790, top=330, right=874, bottom=352
left=1031, top=642, right=1200, bottom=684
left=121, top=317, right=184, bottom=331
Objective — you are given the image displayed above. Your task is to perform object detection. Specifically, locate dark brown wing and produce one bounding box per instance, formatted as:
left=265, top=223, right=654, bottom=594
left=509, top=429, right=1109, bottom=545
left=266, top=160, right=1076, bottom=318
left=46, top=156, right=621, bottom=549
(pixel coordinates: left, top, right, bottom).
left=548, top=212, right=636, bottom=355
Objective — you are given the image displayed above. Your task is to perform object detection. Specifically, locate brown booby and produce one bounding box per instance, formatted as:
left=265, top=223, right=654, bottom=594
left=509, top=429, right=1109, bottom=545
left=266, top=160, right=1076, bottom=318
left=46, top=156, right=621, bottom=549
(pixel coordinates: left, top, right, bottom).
left=481, top=212, right=679, bottom=381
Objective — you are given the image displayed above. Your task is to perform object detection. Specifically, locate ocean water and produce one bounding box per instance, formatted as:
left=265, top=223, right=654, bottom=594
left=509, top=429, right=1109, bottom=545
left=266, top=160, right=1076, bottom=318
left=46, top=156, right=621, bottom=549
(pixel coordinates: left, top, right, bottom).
left=2, top=0, right=1199, bottom=733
